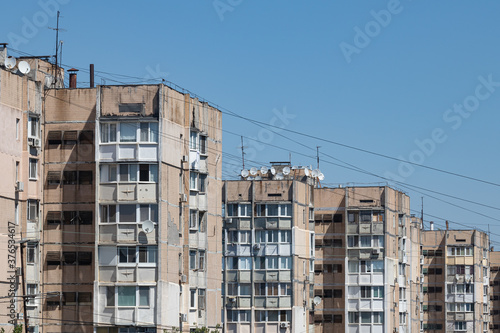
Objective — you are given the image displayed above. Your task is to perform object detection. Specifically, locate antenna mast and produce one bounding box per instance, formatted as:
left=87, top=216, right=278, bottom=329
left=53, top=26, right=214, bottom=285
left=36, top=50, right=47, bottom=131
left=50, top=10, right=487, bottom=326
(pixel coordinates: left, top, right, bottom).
left=49, top=11, right=66, bottom=86
left=316, top=146, right=320, bottom=169
left=421, top=197, right=424, bottom=230
left=240, top=136, right=246, bottom=170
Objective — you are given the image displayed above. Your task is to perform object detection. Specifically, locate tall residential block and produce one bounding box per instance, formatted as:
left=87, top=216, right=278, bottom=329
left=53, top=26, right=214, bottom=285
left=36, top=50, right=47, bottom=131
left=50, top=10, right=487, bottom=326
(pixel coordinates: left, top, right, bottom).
left=312, top=186, right=421, bottom=333
left=421, top=228, right=490, bottom=333
left=222, top=163, right=315, bottom=333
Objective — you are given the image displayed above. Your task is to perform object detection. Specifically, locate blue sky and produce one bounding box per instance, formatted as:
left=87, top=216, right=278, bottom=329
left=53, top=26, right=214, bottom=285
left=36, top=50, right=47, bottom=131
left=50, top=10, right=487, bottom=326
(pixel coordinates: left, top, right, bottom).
left=2, top=0, right=500, bottom=244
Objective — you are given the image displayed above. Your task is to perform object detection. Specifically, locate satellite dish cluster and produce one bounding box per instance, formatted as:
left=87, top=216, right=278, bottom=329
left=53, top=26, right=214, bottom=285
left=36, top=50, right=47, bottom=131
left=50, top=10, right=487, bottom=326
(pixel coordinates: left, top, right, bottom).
left=1, top=55, right=31, bottom=75
left=240, top=165, right=325, bottom=182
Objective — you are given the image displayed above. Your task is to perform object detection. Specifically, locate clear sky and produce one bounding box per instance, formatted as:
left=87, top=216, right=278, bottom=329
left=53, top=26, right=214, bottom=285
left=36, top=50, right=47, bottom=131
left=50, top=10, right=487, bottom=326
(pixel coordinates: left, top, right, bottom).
left=2, top=1, right=500, bottom=245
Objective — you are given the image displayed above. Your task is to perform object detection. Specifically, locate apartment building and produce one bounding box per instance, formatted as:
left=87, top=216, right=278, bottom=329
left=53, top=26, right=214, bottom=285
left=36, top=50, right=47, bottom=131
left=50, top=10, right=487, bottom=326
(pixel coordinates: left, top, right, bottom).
left=0, top=45, right=63, bottom=333
left=312, top=185, right=421, bottom=333
left=421, top=228, right=490, bottom=333
left=222, top=164, right=315, bottom=333
left=40, top=80, right=223, bottom=333
left=490, top=251, right=500, bottom=332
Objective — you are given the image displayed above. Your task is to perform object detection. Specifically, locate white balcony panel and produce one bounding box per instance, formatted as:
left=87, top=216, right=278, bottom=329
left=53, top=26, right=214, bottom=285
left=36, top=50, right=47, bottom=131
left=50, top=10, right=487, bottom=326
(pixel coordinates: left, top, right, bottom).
left=137, top=183, right=156, bottom=201
left=359, top=274, right=371, bottom=284
left=118, top=184, right=136, bottom=201
left=348, top=326, right=359, bottom=333
left=99, top=145, right=116, bottom=161
left=138, top=144, right=157, bottom=161
left=117, top=267, right=136, bottom=282
left=373, top=274, right=384, bottom=284
left=99, top=267, right=116, bottom=282
left=279, top=244, right=291, bottom=256
left=348, top=274, right=359, bottom=284
left=99, top=246, right=117, bottom=265
left=198, top=193, right=208, bottom=211
left=99, top=184, right=117, bottom=201
left=360, top=299, right=371, bottom=310
left=116, top=309, right=135, bottom=325
left=265, top=244, right=278, bottom=255
left=373, top=299, right=384, bottom=310
left=118, top=145, right=136, bottom=160
left=117, top=225, right=136, bottom=242
left=348, top=299, right=359, bottom=310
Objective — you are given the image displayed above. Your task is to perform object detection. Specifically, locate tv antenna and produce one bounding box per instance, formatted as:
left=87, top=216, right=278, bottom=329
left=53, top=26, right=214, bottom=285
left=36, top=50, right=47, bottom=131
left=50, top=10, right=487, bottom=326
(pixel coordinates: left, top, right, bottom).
left=239, top=136, right=248, bottom=170
left=316, top=146, right=321, bottom=169
left=48, top=11, right=66, bottom=86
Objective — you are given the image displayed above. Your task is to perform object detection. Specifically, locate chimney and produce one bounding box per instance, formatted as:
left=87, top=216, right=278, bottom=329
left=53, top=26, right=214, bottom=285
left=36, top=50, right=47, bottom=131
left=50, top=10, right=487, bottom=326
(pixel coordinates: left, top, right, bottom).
left=68, top=68, right=79, bottom=88
left=445, top=220, right=449, bottom=230
left=90, top=64, right=94, bottom=88
left=430, top=221, right=434, bottom=231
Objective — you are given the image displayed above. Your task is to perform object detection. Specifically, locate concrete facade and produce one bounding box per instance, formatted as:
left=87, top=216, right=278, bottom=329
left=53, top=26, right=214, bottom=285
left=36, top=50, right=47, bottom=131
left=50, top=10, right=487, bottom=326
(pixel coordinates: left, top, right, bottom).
left=312, top=186, right=420, bottom=333
left=222, top=164, right=315, bottom=333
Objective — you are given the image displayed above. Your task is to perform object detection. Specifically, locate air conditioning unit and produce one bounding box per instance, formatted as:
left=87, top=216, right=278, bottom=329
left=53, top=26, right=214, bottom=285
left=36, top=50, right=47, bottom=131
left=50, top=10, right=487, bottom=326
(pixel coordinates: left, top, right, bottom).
left=305, top=275, right=310, bottom=282
left=180, top=313, right=187, bottom=322
left=280, top=322, right=289, bottom=328
left=28, top=138, right=34, bottom=145
left=180, top=194, right=188, bottom=202
left=16, top=181, right=24, bottom=192
left=180, top=274, right=187, bottom=283
left=17, top=313, right=23, bottom=320
left=420, top=255, right=424, bottom=264
left=15, top=268, right=21, bottom=276
left=228, top=297, right=236, bottom=304
left=182, top=155, right=189, bottom=163
left=253, top=244, right=261, bottom=250
left=33, top=138, right=41, bottom=148
left=226, top=218, right=233, bottom=224
left=372, top=249, right=380, bottom=255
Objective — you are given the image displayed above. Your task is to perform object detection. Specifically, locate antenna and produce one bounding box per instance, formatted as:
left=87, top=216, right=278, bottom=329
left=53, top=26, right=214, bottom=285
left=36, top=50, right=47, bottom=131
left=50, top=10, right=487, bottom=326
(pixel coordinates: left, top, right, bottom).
left=421, top=197, right=424, bottom=230
left=239, top=136, right=247, bottom=170
left=141, top=220, right=155, bottom=234
left=316, top=146, right=321, bottom=169
left=4, top=56, right=16, bottom=70
left=18, top=61, right=31, bottom=74
left=48, top=11, right=66, bottom=86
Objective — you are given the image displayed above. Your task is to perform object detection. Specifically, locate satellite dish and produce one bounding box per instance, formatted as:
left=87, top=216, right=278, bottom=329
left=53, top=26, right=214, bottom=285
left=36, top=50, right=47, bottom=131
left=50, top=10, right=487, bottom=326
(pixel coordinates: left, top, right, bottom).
left=142, top=220, right=155, bottom=234
left=283, top=167, right=291, bottom=175
left=241, top=169, right=249, bottom=178
left=270, top=167, right=276, bottom=175
left=275, top=173, right=284, bottom=180
left=45, top=75, right=54, bottom=88
left=304, top=168, right=310, bottom=176
left=312, top=169, right=320, bottom=178
left=5, top=56, right=16, bottom=70
left=255, top=175, right=262, bottom=180
left=250, top=167, right=258, bottom=176
left=260, top=166, right=268, bottom=175
left=291, top=166, right=298, bottom=170
left=18, top=61, right=31, bottom=74
left=318, top=173, right=325, bottom=181
left=313, top=296, right=322, bottom=305
left=248, top=176, right=254, bottom=180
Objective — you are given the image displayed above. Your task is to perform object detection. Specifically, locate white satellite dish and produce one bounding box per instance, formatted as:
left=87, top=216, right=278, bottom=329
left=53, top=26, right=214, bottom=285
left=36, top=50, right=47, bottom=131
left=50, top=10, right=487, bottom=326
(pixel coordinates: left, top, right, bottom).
left=283, top=166, right=291, bottom=175
left=241, top=169, right=249, bottom=178
left=313, top=296, right=322, bottom=306
left=255, top=175, right=262, bottom=180
left=291, top=166, right=298, bottom=170
left=45, top=75, right=54, bottom=88
left=318, top=173, right=325, bottom=181
left=248, top=176, right=254, bottom=180
left=304, top=168, right=310, bottom=176
left=260, top=166, right=268, bottom=175
left=275, top=173, right=284, bottom=180
left=142, top=220, right=155, bottom=234
left=270, top=167, right=276, bottom=175
left=250, top=167, right=258, bottom=176
left=18, top=61, right=31, bottom=74
left=312, top=169, right=320, bottom=178
left=5, top=56, right=16, bottom=70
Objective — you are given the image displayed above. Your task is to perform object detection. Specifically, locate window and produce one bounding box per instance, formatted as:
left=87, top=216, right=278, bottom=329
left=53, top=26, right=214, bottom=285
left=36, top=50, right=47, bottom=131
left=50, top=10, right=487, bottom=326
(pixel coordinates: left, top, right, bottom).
left=198, top=250, right=205, bottom=271
left=255, top=203, right=291, bottom=217
left=140, top=122, right=158, bottom=143
left=28, top=200, right=39, bottom=221
left=448, top=246, right=473, bottom=256
left=100, top=123, right=117, bottom=143
left=190, top=131, right=199, bottom=150
left=79, top=131, right=93, bottom=144
left=227, top=203, right=251, bottom=217
left=138, top=246, right=157, bottom=263
left=139, top=287, right=149, bottom=306
left=118, top=286, right=136, bottom=306
left=190, top=289, right=196, bottom=308
left=119, top=247, right=136, bottom=263
left=199, top=135, right=207, bottom=154
left=106, top=287, right=115, bottom=306
left=27, top=243, right=37, bottom=264
left=198, top=289, right=206, bottom=313
left=63, top=131, right=77, bottom=145
left=29, top=159, right=38, bottom=180
left=27, top=284, right=37, bottom=306
left=78, top=252, right=92, bottom=265
left=348, top=312, right=359, bottom=324
left=455, top=321, right=466, bottom=331
left=16, top=118, right=20, bottom=140
left=399, top=312, right=406, bottom=325
left=189, top=210, right=198, bottom=229
left=28, top=116, right=40, bottom=139
left=120, top=123, right=137, bottom=142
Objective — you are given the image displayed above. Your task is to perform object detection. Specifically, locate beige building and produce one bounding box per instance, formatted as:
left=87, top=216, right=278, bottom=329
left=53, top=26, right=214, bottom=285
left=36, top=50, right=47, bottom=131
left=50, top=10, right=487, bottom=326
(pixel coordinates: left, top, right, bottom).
left=312, top=185, right=421, bottom=333
left=222, top=163, right=315, bottom=333
left=41, top=81, right=223, bottom=333
left=0, top=44, right=63, bottom=333
left=421, top=227, right=490, bottom=332
left=490, top=251, right=500, bottom=332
